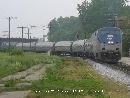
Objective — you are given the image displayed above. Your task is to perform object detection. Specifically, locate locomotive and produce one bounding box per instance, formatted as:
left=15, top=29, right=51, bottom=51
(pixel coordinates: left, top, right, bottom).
left=88, top=27, right=122, bottom=62
left=15, top=27, right=122, bottom=63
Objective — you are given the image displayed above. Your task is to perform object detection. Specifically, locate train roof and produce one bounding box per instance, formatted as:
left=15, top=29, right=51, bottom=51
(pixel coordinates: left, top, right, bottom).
left=73, top=40, right=85, bottom=46
left=55, top=41, right=72, bottom=46
left=16, top=42, right=36, bottom=46
left=98, top=27, right=121, bottom=31
left=36, top=42, right=54, bottom=46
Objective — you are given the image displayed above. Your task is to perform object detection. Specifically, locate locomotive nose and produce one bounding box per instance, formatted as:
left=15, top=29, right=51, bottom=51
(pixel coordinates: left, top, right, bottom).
left=101, top=44, right=120, bottom=52
left=108, top=41, right=114, bottom=44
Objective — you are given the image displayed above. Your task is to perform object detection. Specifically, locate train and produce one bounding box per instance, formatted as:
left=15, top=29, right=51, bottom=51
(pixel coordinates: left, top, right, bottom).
left=13, top=27, right=122, bottom=63
left=52, top=27, right=122, bottom=62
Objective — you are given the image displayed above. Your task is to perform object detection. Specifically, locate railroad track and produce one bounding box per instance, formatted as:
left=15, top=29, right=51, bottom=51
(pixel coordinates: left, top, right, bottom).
left=85, top=58, right=130, bottom=86
left=96, top=60, right=130, bottom=74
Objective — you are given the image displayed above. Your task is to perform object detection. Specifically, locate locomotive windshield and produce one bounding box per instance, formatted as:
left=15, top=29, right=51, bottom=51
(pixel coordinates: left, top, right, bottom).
left=97, top=28, right=122, bottom=44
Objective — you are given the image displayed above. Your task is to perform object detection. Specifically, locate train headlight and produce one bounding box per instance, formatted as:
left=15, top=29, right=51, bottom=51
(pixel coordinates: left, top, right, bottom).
left=111, top=41, right=114, bottom=44
left=108, top=41, right=114, bottom=44
left=108, top=41, right=111, bottom=44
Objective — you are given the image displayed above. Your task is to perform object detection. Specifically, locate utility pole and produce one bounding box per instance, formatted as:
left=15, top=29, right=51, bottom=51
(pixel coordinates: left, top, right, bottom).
left=27, top=27, right=30, bottom=39
left=25, top=28, right=32, bottom=49
left=25, top=26, right=36, bottom=49
left=24, top=25, right=36, bottom=40
left=17, top=26, right=27, bottom=50
left=7, top=17, right=17, bottom=55
left=30, top=36, right=31, bottom=49
left=8, top=17, right=11, bottom=55
left=24, top=27, right=31, bottom=40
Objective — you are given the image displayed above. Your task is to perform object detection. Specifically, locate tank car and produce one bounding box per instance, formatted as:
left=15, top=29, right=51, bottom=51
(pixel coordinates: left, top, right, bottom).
left=35, top=42, right=54, bottom=52
left=84, top=39, right=93, bottom=58
left=53, top=41, right=73, bottom=55
left=0, top=42, right=17, bottom=51
left=90, top=27, right=122, bottom=62
left=16, top=42, right=36, bottom=51
left=72, top=40, right=86, bottom=57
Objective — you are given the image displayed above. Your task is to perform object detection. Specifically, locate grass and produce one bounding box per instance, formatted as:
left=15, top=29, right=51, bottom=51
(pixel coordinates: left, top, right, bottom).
left=30, top=57, right=129, bottom=98
left=0, top=52, right=55, bottom=79
left=4, top=80, right=16, bottom=87
left=0, top=53, right=128, bottom=98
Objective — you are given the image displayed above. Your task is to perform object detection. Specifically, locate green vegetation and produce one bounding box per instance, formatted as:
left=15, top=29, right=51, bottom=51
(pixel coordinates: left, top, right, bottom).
left=30, top=57, right=128, bottom=98
left=2, top=46, right=23, bottom=56
left=0, top=52, right=54, bottom=79
left=48, top=0, right=130, bottom=56
left=48, top=16, right=84, bottom=41
left=122, top=32, right=130, bottom=56
left=4, top=80, right=16, bottom=87
left=77, top=0, right=129, bottom=33
left=0, top=53, right=128, bottom=98
left=10, top=47, right=23, bottom=56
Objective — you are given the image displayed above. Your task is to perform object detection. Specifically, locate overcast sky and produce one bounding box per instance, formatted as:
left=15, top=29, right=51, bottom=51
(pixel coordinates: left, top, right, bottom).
left=0, top=0, right=129, bottom=39
left=0, top=0, right=85, bottom=38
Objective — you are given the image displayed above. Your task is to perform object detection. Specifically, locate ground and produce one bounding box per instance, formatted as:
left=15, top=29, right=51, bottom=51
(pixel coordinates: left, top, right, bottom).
left=0, top=53, right=129, bottom=98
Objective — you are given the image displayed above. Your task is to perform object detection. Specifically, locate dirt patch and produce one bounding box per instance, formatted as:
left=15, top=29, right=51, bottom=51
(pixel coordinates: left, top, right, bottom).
left=0, top=91, right=30, bottom=98
left=23, top=64, right=54, bottom=81
left=0, top=64, right=55, bottom=98
left=1, top=64, right=54, bottom=82
left=84, top=96, right=93, bottom=98
left=1, top=64, right=43, bottom=81
left=0, top=84, right=4, bottom=87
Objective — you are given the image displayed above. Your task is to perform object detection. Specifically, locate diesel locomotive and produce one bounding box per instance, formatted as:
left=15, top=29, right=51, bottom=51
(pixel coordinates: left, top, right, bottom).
left=88, top=27, right=122, bottom=62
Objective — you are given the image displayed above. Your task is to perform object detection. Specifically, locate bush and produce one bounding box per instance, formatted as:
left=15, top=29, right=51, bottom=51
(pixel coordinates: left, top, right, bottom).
left=2, top=45, right=10, bottom=52
left=2, top=46, right=23, bottom=56
left=10, top=47, right=23, bottom=56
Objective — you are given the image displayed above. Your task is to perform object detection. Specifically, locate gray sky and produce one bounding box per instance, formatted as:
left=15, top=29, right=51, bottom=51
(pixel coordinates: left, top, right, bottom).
left=0, top=0, right=85, bottom=38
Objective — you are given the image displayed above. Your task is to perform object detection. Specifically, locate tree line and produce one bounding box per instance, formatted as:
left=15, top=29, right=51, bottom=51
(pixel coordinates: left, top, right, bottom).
left=48, top=0, right=130, bottom=56
left=47, top=16, right=83, bottom=41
